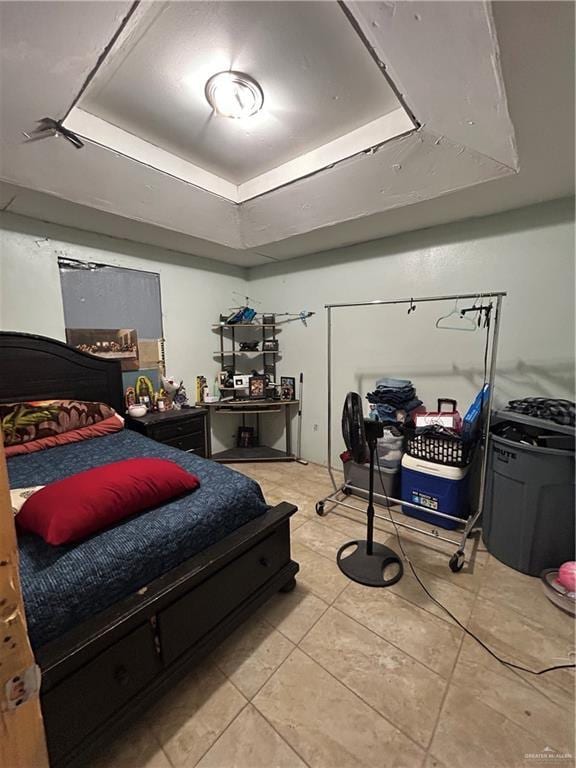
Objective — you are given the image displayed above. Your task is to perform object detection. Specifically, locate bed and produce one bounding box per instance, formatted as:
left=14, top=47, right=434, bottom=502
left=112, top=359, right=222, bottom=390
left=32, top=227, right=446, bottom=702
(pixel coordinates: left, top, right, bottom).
left=0, top=331, right=298, bottom=767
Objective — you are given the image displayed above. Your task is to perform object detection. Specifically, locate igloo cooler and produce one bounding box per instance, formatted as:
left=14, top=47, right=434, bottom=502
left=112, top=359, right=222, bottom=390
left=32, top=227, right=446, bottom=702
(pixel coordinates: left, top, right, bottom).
left=401, top=454, right=470, bottom=529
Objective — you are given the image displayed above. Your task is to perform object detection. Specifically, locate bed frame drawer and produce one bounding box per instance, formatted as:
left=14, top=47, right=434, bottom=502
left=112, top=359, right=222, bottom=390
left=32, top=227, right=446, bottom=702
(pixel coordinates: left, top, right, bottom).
left=42, top=623, right=160, bottom=763
left=159, top=525, right=290, bottom=665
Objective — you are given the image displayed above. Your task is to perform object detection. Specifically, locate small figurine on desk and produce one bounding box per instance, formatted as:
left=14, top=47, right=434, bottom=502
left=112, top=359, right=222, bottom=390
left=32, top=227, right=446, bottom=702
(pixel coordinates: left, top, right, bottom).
left=161, top=374, right=179, bottom=407
left=174, top=382, right=189, bottom=409
left=162, top=375, right=189, bottom=409
left=124, top=386, right=136, bottom=411
left=136, top=375, right=154, bottom=409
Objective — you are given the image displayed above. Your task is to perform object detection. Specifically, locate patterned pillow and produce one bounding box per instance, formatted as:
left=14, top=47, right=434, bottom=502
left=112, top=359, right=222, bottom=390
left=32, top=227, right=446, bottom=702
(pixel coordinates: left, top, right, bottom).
left=1, top=400, right=117, bottom=447
left=10, top=486, right=45, bottom=515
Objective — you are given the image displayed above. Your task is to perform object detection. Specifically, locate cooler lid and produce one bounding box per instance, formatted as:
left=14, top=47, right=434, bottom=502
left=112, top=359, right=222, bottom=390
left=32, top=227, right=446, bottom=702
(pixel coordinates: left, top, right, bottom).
left=401, top=453, right=470, bottom=480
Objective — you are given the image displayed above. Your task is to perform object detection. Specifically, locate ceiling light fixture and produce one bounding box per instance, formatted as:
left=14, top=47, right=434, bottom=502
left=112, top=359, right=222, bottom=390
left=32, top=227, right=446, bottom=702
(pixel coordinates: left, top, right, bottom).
left=205, top=71, right=264, bottom=119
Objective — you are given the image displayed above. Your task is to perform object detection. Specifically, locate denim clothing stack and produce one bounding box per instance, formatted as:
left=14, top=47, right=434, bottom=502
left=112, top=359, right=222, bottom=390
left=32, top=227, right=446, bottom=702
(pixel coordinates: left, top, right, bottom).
left=366, top=377, right=423, bottom=424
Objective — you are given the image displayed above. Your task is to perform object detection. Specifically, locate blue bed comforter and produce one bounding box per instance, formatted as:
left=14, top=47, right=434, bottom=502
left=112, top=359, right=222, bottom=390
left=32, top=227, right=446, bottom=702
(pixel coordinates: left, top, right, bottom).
left=7, top=430, right=269, bottom=650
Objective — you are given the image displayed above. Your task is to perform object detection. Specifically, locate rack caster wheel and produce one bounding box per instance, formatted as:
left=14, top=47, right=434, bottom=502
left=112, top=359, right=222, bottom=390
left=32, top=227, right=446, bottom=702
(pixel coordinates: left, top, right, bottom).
left=342, top=487, right=352, bottom=496
left=449, top=552, right=465, bottom=572
left=316, top=501, right=326, bottom=516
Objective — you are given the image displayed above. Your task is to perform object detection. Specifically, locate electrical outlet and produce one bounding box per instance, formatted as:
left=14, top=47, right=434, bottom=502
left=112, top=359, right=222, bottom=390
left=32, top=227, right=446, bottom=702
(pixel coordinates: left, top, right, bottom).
left=313, top=424, right=319, bottom=431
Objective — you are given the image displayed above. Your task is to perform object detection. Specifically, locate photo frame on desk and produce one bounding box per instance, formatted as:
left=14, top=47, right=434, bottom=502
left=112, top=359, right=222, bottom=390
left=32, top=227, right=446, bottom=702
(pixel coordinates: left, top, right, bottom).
left=233, top=375, right=250, bottom=389
left=280, top=376, right=295, bottom=401
left=249, top=375, right=266, bottom=399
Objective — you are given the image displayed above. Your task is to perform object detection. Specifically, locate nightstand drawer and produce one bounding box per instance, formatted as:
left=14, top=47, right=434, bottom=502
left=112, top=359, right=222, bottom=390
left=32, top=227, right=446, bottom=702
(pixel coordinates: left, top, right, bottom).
left=151, top=416, right=204, bottom=442
left=164, top=432, right=206, bottom=456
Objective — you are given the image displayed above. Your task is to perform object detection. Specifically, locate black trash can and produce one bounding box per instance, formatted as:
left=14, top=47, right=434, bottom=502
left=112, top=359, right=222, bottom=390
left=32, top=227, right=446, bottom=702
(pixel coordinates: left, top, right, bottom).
left=483, top=419, right=575, bottom=576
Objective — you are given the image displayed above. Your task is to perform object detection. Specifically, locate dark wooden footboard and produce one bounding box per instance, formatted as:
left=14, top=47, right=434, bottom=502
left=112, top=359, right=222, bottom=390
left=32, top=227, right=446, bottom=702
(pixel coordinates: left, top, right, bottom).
left=37, top=502, right=298, bottom=767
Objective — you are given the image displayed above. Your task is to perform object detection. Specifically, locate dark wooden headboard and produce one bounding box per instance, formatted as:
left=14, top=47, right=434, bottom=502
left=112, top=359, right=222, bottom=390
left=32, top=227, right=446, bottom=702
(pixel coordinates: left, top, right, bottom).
left=0, top=332, right=124, bottom=414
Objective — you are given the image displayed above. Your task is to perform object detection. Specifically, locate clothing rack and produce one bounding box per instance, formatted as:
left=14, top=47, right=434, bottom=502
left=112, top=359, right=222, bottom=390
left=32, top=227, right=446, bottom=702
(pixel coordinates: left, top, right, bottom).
left=316, top=290, right=506, bottom=572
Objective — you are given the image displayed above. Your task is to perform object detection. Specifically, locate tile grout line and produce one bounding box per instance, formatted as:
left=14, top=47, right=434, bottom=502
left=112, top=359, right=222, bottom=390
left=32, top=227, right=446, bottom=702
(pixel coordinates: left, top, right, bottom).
left=271, top=595, right=331, bottom=646
left=293, top=536, right=468, bottom=680
left=218, top=471, right=576, bottom=760
left=328, top=600, right=448, bottom=685
left=299, top=601, right=447, bottom=753
left=294, top=639, right=427, bottom=758
left=211, top=611, right=296, bottom=703
left=187, top=696, right=251, bottom=768
left=250, top=646, right=315, bottom=768
left=137, top=710, right=176, bottom=768
left=423, top=558, right=487, bottom=756
left=291, top=529, right=463, bottom=756
left=295, top=519, right=479, bottom=630
left=478, top=580, right=576, bottom=643
left=298, top=540, right=573, bottom=757
left=333, top=589, right=462, bottom=680
left=442, top=601, right=575, bottom=752
left=297, top=502, right=488, bottom=591
left=422, top=575, right=576, bottom=758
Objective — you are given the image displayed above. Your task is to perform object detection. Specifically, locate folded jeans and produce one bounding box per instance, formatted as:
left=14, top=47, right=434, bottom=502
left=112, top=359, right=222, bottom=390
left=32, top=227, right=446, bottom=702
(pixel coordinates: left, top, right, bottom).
left=376, top=377, right=412, bottom=388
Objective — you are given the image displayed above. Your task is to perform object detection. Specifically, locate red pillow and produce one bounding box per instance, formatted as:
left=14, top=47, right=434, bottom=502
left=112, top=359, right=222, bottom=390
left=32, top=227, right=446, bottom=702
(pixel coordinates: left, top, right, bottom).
left=17, top=458, right=200, bottom=546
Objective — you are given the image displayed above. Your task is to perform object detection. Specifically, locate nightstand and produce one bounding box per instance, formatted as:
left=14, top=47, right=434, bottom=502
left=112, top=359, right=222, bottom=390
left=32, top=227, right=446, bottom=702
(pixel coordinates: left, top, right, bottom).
left=125, top=408, right=210, bottom=458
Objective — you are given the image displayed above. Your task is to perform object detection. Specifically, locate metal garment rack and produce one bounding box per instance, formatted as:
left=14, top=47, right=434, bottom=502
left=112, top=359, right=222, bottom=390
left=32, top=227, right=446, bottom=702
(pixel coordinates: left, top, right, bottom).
left=316, top=291, right=506, bottom=572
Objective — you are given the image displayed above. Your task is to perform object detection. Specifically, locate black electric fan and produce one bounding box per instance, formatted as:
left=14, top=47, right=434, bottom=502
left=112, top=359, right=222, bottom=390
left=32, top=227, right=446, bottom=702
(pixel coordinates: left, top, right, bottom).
left=337, top=392, right=404, bottom=587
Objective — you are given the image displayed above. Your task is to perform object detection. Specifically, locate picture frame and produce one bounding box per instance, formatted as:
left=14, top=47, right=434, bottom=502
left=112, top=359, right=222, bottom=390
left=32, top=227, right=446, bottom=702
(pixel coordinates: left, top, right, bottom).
left=280, top=376, right=296, bottom=401
left=248, top=375, right=266, bottom=399
left=66, top=328, right=139, bottom=372
left=218, top=370, right=234, bottom=388
left=233, top=375, right=250, bottom=389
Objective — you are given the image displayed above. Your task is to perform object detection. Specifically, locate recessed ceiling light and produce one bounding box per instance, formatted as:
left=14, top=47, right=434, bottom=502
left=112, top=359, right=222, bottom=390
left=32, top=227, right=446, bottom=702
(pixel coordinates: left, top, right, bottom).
left=205, top=71, right=264, bottom=119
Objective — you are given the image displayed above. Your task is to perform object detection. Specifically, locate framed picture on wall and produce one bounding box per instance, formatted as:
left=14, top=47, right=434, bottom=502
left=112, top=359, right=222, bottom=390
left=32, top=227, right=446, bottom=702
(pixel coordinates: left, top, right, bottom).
left=66, top=328, right=139, bottom=371
left=280, top=376, right=296, bottom=401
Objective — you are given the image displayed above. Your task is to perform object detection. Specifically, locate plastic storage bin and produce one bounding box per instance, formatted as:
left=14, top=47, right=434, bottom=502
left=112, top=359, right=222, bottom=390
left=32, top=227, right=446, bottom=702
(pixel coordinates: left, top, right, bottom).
left=401, top=454, right=470, bottom=529
left=343, top=460, right=399, bottom=502
left=483, top=431, right=575, bottom=576
left=377, top=429, right=404, bottom=469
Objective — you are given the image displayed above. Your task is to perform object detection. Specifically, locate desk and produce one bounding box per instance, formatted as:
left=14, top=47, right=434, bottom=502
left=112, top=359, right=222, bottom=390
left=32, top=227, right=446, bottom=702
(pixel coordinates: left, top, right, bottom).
left=199, top=400, right=299, bottom=462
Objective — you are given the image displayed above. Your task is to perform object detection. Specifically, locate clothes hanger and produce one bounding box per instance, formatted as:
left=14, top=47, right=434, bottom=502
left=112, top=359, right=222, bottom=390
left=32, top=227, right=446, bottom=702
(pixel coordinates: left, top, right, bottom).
left=435, top=297, right=477, bottom=331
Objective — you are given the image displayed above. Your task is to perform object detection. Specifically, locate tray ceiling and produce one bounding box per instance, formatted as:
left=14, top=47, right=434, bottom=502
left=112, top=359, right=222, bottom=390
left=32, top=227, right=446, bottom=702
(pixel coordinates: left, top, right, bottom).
left=1, top=1, right=572, bottom=267
left=78, top=1, right=410, bottom=188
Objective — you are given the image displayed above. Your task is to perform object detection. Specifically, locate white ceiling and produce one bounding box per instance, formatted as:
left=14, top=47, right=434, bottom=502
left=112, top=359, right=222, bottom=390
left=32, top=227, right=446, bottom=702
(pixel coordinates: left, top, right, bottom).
left=0, top=1, right=573, bottom=268
left=80, top=1, right=405, bottom=184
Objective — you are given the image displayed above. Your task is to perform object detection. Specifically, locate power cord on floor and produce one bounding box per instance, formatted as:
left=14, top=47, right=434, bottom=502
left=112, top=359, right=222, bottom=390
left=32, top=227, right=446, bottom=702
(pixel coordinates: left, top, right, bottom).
left=374, top=451, right=576, bottom=676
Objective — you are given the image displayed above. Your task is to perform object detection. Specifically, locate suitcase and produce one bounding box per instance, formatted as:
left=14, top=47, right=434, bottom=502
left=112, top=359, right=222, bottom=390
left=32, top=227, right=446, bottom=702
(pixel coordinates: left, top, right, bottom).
left=415, top=398, right=462, bottom=432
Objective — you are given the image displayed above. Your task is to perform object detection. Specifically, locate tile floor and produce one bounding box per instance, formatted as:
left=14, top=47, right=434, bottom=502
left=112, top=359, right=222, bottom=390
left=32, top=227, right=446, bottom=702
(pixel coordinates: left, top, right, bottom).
left=92, top=462, right=575, bottom=768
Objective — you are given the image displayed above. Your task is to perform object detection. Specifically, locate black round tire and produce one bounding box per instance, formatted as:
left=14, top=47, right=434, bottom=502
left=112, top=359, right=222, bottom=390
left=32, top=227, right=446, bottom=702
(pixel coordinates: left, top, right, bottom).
left=449, top=552, right=465, bottom=572
left=315, top=501, right=326, bottom=516
left=342, top=487, right=352, bottom=496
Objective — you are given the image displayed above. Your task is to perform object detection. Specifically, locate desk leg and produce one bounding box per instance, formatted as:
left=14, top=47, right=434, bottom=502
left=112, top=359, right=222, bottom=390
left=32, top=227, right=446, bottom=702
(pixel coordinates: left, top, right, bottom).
left=285, top=404, right=292, bottom=458
left=205, top=410, right=212, bottom=458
